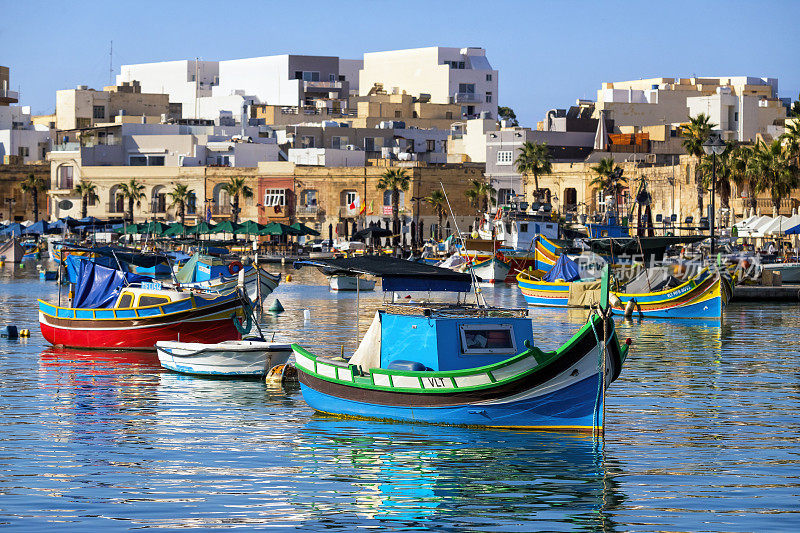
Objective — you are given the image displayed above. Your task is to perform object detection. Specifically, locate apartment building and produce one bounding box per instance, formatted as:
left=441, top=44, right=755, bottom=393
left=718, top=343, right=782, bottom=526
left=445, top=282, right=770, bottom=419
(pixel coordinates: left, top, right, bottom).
left=55, top=81, right=177, bottom=130
left=594, top=76, right=787, bottom=141
left=0, top=67, right=51, bottom=165
left=0, top=66, right=19, bottom=106
left=359, top=47, right=498, bottom=119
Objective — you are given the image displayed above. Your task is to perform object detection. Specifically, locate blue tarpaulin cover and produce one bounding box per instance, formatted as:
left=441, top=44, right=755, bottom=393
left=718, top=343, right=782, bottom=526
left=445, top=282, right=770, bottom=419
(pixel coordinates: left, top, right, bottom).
left=543, top=254, right=581, bottom=283
left=22, top=220, right=50, bottom=235
left=65, top=254, right=120, bottom=284
left=0, top=223, right=23, bottom=237
left=71, top=260, right=150, bottom=309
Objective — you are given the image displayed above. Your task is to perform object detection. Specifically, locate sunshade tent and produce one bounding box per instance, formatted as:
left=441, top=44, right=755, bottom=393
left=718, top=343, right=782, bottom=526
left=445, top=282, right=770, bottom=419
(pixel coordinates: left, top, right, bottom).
left=22, top=220, right=50, bottom=235
left=0, top=222, right=23, bottom=237
left=121, top=223, right=141, bottom=234
left=210, top=220, right=237, bottom=234
left=139, top=221, right=168, bottom=235
left=766, top=214, right=800, bottom=236
left=234, top=220, right=263, bottom=234
left=352, top=226, right=392, bottom=240
left=162, top=222, right=187, bottom=237
left=290, top=222, right=320, bottom=236
left=260, top=222, right=302, bottom=236
left=185, top=222, right=216, bottom=235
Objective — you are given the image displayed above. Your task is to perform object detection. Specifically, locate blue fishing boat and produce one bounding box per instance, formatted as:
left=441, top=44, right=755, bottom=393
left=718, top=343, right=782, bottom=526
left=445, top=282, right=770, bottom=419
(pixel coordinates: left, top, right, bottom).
left=291, top=257, right=629, bottom=432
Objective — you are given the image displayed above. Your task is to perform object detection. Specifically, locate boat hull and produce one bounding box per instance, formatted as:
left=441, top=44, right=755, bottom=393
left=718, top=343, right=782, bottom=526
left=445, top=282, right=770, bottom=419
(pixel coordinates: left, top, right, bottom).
left=38, top=294, right=245, bottom=351
left=156, top=340, right=292, bottom=376
left=293, top=315, right=627, bottom=431
left=330, top=275, right=377, bottom=291
left=761, top=263, right=800, bottom=283
left=611, top=271, right=723, bottom=320
left=469, top=257, right=511, bottom=283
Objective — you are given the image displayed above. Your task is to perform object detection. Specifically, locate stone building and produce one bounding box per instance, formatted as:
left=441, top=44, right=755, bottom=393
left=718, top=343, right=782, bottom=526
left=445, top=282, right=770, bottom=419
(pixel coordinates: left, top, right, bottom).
left=0, top=163, right=49, bottom=221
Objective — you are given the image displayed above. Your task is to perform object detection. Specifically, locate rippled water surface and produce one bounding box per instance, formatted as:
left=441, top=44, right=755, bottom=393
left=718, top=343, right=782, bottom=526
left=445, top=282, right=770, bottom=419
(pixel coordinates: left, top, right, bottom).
left=0, top=264, right=798, bottom=531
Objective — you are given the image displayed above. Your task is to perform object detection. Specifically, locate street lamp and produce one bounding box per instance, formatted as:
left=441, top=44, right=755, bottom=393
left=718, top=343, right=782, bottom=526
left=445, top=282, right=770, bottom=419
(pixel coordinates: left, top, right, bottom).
left=702, top=134, right=726, bottom=255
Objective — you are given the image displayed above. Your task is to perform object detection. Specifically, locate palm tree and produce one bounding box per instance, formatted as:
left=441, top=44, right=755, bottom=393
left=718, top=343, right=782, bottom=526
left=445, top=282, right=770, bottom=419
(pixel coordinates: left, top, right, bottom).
left=167, top=183, right=193, bottom=225
left=780, top=120, right=800, bottom=164
left=74, top=181, right=99, bottom=219
left=730, top=144, right=758, bottom=215
left=515, top=141, right=552, bottom=201
left=118, top=178, right=146, bottom=224
left=682, top=113, right=717, bottom=218
left=221, top=177, right=253, bottom=224
left=751, top=139, right=800, bottom=215
left=20, top=173, right=48, bottom=222
left=423, top=190, right=448, bottom=241
left=590, top=157, right=627, bottom=217
left=376, top=168, right=410, bottom=249
left=465, top=179, right=496, bottom=213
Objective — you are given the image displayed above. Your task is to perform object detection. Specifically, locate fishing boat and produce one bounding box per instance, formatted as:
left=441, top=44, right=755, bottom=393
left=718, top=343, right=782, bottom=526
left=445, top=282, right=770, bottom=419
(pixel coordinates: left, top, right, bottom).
left=174, top=253, right=280, bottom=301
left=467, top=254, right=511, bottom=283
left=0, top=237, right=25, bottom=263
left=156, top=339, right=292, bottom=376
left=39, top=260, right=247, bottom=351
left=291, top=256, right=629, bottom=431
left=518, top=255, right=725, bottom=320
left=760, top=262, right=800, bottom=283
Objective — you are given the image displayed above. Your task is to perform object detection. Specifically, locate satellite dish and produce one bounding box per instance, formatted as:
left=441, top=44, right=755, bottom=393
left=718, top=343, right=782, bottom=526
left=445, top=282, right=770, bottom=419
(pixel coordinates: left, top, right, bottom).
left=58, top=200, right=73, bottom=210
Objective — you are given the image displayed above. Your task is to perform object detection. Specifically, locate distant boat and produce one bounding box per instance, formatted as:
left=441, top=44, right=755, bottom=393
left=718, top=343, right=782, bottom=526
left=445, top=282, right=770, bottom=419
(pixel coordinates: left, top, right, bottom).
left=0, top=238, right=25, bottom=263
left=174, top=254, right=280, bottom=301
left=156, top=340, right=292, bottom=376
left=760, top=262, right=800, bottom=283
left=467, top=255, right=511, bottom=283
left=330, top=275, right=376, bottom=291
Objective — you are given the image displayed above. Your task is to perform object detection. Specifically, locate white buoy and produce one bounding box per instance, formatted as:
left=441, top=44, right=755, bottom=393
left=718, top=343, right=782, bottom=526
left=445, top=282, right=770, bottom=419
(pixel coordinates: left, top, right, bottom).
left=303, top=309, right=311, bottom=321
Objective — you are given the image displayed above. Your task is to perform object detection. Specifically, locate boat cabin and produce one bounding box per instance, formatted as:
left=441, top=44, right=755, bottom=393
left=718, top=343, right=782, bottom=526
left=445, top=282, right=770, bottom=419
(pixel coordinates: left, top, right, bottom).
left=175, top=254, right=240, bottom=283
left=114, top=284, right=187, bottom=308
left=351, top=304, right=532, bottom=373
left=478, top=212, right=558, bottom=250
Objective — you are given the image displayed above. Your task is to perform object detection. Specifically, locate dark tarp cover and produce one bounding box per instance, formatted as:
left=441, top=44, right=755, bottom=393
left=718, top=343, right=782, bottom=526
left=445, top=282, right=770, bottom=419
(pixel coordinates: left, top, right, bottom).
left=65, top=254, right=121, bottom=283
left=294, top=256, right=475, bottom=292
left=61, top=245, right=170, bottom=268
left=72, top=260, right=150, bottom=309
left=543, top=254, right=581, bottom=282
left=0, top=223, right=23, bottom=237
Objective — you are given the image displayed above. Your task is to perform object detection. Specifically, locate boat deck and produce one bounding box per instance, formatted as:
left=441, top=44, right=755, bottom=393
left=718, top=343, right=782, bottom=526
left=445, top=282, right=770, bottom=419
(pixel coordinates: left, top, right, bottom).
left=732, top=284, right=800, bottom=302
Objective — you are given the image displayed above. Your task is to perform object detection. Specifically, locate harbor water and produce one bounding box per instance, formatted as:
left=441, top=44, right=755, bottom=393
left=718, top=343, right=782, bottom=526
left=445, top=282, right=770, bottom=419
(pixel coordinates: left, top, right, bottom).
left=0, top=265, right=798, bottom=531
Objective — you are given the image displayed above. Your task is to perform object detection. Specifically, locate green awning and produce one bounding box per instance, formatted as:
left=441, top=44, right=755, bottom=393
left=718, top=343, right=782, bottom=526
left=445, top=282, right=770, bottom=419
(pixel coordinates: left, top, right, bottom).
left=234, top=220, right=263, bottom=234
left=290, top=222, right=320, bottom=236
left=162, top=222, right=187, bottom=237
left=260, top=222, right=303, bottom=236
left=186, top=222, right=216, bottom=235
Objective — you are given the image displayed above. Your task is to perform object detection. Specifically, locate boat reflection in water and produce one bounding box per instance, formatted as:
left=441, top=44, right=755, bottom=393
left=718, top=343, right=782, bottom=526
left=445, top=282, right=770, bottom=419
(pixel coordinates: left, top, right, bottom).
left=291, top=419, right=624, bottom=531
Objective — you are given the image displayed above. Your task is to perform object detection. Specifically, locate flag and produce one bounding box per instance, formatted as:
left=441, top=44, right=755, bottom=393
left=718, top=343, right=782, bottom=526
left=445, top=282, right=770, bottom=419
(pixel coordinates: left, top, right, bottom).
left=358, top=200, right=366, bottom=215
left=349, top=200, right=356, bottom=210
left=367, top=200, right=374, bottom=215
left=206, top=206, right=212, bottom=222
left=494, top=208, right=502, bottom=221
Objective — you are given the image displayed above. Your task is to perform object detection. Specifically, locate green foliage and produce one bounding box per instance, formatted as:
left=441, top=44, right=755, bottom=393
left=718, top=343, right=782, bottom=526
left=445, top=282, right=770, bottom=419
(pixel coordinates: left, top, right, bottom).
left=465, top=179, right=496, bottom=212
left=498, top=106, right=517, bottom=125
left=515, top=142, right=552, bottom=200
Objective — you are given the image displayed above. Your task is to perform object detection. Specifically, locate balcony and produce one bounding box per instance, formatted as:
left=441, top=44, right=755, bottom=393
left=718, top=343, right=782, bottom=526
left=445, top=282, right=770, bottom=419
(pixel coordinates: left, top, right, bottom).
left=52, top=142, right=81, bottom=152
left=296, top=205, right=319, bottom=217
left=0, top=89, right=19, bottom=103
left=452, top=92, right=483, bottom=104
left=303, top=81, right=343, bottom=91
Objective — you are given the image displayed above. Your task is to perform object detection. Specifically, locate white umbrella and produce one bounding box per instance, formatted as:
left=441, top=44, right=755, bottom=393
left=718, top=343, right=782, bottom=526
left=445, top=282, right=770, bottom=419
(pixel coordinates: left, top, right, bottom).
left=593, top=111, right=608, bottom=151
left=21, top=220, right=33, bottom=227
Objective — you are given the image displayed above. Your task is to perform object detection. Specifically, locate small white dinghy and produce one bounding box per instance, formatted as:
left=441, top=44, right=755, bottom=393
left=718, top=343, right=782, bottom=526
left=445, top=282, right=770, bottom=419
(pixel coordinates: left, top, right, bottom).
left=329, top=275, right=377, bottom=291
left=156, top=339, right=292, bottom=377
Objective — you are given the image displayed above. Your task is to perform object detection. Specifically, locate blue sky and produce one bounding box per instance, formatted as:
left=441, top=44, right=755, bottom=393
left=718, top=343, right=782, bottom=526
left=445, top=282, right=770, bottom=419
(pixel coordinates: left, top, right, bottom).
left=2, top=0, right=798, bottom=125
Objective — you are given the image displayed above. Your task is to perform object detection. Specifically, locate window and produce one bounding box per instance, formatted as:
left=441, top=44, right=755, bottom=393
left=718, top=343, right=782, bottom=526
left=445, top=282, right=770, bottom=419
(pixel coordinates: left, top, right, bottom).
left=302, top=189, right=317, bottom=206
left=92, top=105, right=105, bottom=119
left=129, top=156, right=148, bottom=166
left=459, top=83, right=475, bottom=94
left=383, top=189, right=405, bottom=206
left=149, top=155, right=165, bottom=166
left=58, top=166, right=73, bottom=189
left=446, top=111, right=453, bottom=119
left=497, top=188, right=514, bottom=205
left=486, top=74, right=492, bottom=82
left=139, top=295, right=170, bottom=307
left=17, top=146, right=29, bottom=157
left=364, top=137, right=382, bottom=151
left=344, top=190, right=358, bottom=206
left=395, top=110, right=402, bottom=118
left=459, top=324, right=516, bottom=354
left=331, top=136, right=348, bottom=149
left=496, top=150, right=513, bottom=165
left=187, top=193, right=196, bottom=215
left=520, top=223, right=529, bottom=233
left=486, top=92, right=493, bottom=103
left=300, top=136, right=315, bottom=148
left=87, top=192, right=96, bottom=206
left=130, top=154, right=164, bottom=166
left=117, top=293, right=134, bottom=308
left=329, top=74, right=336, bottom=82
left=263, top=189, right=286, bottom=207
left=734, top=111, right=739, bottom=122
left=426, top=139, right=436, bottom=152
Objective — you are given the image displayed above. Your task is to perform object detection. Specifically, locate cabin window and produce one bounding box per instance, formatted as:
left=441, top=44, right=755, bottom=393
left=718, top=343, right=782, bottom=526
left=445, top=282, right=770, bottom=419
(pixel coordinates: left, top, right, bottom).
left=139, top=295, right=170, bottom=307
left=520, top=223, right=528, bottom=233
left=117, top=293, right=134, bottom=308
left=459, top=324, right=517, bottom=355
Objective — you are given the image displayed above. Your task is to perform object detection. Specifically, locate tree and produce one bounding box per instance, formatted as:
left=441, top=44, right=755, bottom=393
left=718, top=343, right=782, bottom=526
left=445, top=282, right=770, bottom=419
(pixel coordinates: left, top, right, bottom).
left=790, top=92, right=800, bottom=118
left=221, top=177, right=253, bottom=224
left=20, top=173, right=47, bottom=222
left=167, top=182, right=193, bottom=225
left=498, top=106, right=518, bottom=126
left=682, top=113, right=717, bottom=218
left=376, top=168, right=410, bottom=250
left=423, top=190, right=448, bottom=241
left=465, top=179, right=496, bottom=213
left=515, top=141, right=552, bottom=202
left=118, top=178, right=146, bottom=224
left=730, top=144, right=757, bottom=215
left=780, top=119, right=800, bottom=163
left=751, top=139, right=800, bottom=215
left=74, top=181, right=99, bottom=219
left=589, top=157, right=627, bottom=219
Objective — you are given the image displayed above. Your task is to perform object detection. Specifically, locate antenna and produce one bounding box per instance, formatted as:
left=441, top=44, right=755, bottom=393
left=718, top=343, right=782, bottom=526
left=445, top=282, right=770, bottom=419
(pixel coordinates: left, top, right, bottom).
left=109, top=40, right=113, bottom=86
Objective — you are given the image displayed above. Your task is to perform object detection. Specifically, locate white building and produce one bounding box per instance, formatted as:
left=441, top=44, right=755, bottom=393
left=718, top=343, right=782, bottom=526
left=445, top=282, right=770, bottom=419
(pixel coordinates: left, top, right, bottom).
left=686, top=85, right=786, bottom=141
left=359, top=47, right=498, bottom=119
left=0, top=105, right=51, bottom=163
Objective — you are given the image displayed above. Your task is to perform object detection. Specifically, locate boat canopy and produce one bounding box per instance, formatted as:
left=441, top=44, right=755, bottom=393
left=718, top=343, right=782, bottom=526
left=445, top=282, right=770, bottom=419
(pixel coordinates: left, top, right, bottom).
left=294, top=256, right=474, bottom=292
left=543, top=254, right=581, bottom=282
left=65, top=254, right=119, bottom=284
left=72, top=260, right=150, bottom=309
left=56, top=245, right=170, bottom=268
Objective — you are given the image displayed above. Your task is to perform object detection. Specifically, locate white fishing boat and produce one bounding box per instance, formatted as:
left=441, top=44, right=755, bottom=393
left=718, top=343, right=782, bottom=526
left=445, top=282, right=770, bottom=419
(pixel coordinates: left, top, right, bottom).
left=329, top=275, right=377, bottom=291
left=156, top=339, right=293, bottom=376
left=467, top=256, right=511, bottom=283
left=760, top=262, right=800, bottom=283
